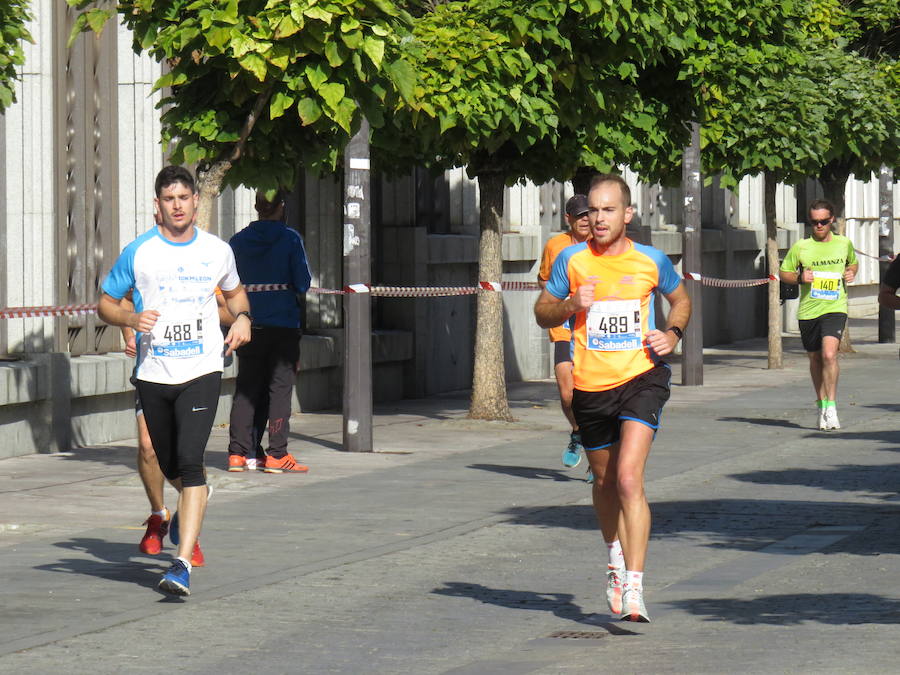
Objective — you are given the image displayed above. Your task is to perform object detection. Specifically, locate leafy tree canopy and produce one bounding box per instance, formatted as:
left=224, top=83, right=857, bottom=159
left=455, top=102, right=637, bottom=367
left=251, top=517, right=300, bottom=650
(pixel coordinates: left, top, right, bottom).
left=67, top=0, right=417, bottom=194
left=697, top=0, right=898, bottom=189
left=0, top=0, right=33, bottom=111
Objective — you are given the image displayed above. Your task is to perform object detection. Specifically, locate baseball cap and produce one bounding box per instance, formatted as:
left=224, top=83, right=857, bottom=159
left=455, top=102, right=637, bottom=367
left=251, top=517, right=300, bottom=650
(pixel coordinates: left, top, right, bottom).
left=565, top=194, right=590, bottom=218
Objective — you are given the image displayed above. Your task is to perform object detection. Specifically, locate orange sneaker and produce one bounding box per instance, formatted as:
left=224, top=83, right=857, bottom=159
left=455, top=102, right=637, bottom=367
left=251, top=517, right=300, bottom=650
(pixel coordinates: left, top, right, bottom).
left=227, top=454, right=247, bottom=472
left=263, top=453, right=309, bottom=474
left=139, top=509, right=170, bottom=555
left=191, top=540, right=205, bottom=567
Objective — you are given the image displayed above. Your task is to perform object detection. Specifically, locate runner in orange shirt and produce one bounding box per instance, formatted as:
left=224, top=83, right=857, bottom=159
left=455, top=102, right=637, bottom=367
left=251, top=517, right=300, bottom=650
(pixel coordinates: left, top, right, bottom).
left=534, top=174, right=691, bottom=622
left=537, top=194, right=593, bottom=468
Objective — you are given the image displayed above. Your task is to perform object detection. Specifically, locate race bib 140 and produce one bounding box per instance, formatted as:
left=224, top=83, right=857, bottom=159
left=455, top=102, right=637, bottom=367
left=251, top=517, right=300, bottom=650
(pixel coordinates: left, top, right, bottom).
left=810, top=271, right=841, bottom=301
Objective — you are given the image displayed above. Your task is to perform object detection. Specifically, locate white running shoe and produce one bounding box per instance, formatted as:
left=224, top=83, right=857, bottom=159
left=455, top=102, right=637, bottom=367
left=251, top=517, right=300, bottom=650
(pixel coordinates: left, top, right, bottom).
left=606, top=566, right=624, bottom=615
left=621, top=586, right=650, bottom=623
left=818, top=407, right=828, bottom=431
left=824, top=406, right=840, bottom=430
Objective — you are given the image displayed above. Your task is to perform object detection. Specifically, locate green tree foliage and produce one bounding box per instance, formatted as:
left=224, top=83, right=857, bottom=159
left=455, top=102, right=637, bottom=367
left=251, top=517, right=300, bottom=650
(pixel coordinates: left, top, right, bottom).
left=67, top=0, right=416, bottom=199
left=374, top=0, right=699, bottom=419
left=0, top=0, right=33, bottom=111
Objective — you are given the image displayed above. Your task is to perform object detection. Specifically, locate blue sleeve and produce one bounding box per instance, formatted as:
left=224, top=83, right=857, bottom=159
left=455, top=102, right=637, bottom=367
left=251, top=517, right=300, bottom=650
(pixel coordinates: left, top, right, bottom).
left=289, top=231, right=312, bottom=293
left=101, top=244, right=137, bottom=299
left=635, top=243, right=681, bottom=295
left=656, top=253, right=681, bottom=294
left=545, top=244, right=582, bottom=299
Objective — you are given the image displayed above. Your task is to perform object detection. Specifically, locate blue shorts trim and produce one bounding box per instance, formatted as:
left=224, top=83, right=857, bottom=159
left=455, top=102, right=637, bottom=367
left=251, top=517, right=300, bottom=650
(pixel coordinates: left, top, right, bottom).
left=619, top=415, right=659, bottom=430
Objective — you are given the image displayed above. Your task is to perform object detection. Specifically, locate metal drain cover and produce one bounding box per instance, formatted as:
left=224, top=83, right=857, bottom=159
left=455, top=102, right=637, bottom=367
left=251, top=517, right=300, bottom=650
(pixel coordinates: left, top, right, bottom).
left=546, top=630, right=608, bottom=640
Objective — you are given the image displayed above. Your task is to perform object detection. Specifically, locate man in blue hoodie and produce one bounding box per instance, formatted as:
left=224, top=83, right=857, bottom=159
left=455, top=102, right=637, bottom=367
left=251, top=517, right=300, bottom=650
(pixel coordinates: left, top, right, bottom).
left=227, top=190, right=313, bottom=473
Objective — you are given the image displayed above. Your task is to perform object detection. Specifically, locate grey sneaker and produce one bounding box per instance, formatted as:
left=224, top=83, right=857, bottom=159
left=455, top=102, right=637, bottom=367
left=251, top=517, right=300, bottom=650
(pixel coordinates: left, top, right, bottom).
left=824, top=406, right=840, bottom=430
left=621, top=586, right=650, bottom=623
left=606, top=566, right=625, bottom=615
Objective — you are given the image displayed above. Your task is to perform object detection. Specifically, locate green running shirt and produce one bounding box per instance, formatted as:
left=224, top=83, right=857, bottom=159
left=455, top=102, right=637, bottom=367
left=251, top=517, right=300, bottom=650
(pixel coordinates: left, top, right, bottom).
left=780, top=234, right=857, bottom=320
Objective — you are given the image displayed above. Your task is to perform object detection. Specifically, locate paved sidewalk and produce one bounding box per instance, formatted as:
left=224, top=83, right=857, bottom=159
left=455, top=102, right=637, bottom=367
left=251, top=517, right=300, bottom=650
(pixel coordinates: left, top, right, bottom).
left=1, top=319, right=898, bottom=673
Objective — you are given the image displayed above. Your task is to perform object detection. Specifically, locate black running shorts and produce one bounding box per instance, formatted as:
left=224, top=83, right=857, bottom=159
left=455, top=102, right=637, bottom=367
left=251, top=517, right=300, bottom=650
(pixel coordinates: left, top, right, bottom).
left=798, top=312, right=847, bottom=352
left=572, top=364, right=671, bottom=450
left=553, top=340, right=572, bottom=366
left=135, top=372, right=221, bottom=487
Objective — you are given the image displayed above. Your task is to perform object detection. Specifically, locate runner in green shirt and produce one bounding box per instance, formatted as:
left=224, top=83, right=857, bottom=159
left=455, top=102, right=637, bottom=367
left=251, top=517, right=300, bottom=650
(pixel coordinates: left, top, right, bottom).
left=780, top=199, right=858, bottom=431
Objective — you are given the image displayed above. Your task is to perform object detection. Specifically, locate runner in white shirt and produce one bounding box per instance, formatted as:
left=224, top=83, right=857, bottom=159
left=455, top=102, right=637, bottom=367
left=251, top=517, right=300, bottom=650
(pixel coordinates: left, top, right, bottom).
left=98, top=166, right=252, bottom=596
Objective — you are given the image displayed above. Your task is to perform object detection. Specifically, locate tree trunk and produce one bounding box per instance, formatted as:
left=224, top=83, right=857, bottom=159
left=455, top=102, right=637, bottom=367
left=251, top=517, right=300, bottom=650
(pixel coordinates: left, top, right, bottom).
left=468, top=170, right=513, bottom=421
left=819, top=160, right=854, bottom=353
left=764, top=172, right=783, bottom=369
left=193, top=85, right=275, bottom=232
left=195, top=160, right=231, bottom=231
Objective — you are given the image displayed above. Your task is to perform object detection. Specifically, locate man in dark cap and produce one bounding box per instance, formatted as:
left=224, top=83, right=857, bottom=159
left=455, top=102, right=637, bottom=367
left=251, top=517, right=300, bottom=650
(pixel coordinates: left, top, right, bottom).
left=537, top=194, right=593, bottom=469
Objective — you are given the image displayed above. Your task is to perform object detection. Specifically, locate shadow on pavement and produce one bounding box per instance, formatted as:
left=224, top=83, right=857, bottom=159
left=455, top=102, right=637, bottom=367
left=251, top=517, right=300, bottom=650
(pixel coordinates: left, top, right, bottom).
left=730, top=462, right=900, bottom=498
left=666, top=593, right=900, bottom=625
left=718, top=416, right=805, bottom=429
left=34, top=538, right=165, bottom=589
left=286, top=431, right=343, bottom=451
left=54, top=446, right=137, bottom=469
left=467, top=463, right=584, bottom=482
left=862, top=403, right=900, bottom=413
left=432, top=581, right=637, bottom=633
left=500, top=499, right=900, bottom=556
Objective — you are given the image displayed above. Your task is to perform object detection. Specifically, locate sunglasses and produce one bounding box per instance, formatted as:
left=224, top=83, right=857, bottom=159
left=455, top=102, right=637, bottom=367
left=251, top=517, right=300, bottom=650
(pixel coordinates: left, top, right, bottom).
left=810, top=218, right=832, bottom=227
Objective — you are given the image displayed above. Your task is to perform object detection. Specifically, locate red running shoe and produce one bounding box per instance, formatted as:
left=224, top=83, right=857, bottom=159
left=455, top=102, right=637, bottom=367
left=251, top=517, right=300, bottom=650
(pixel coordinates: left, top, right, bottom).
left=190, top=540, right=205, bottom=567
left=263, top=453, right=309, bottom=474
left=139, top=509, right=170, bottom=555
left=227, top=454, right=247, bottom=472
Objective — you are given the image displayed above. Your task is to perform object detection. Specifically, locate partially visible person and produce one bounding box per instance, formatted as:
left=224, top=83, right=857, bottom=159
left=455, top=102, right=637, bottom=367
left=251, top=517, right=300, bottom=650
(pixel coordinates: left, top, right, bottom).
left=877, top=254, right=900, bottom=310
left=537, top=194, right=593, bottom=468
left=780, top=200, right=858, bottom=430
left=227, top=190, right=312, bottom=474
left=99, top=165, right=252, bottom=596
left=534, top=174, right=691, bottom=623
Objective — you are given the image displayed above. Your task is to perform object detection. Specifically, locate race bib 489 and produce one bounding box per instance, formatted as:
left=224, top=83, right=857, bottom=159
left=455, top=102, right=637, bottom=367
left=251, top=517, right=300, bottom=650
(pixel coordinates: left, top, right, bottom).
left=586, top=299, right=642, bottom=351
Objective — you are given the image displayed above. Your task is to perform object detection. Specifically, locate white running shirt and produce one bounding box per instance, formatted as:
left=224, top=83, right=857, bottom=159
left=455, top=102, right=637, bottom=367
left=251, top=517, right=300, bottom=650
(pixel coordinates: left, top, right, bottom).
left=102, top=227, right=241, bottom=385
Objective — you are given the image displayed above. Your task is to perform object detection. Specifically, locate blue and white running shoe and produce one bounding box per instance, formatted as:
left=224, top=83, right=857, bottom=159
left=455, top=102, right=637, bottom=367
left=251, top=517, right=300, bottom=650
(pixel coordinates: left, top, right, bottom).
left=158, top=560, right=191, bottom=596
left=562, top=431, right=583, bottom=468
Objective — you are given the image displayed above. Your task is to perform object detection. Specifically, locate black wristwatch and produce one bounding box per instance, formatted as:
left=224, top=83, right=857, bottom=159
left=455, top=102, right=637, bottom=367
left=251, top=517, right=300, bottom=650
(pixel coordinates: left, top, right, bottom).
left=235, top=311, right=252, bottom=324
left=666, top=326, right=683, bottom=340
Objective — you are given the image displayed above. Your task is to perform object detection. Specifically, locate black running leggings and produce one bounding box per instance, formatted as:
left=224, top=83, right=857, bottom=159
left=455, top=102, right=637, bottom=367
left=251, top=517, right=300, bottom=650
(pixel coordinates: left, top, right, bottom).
left=135, top=372, right=221, bottom=487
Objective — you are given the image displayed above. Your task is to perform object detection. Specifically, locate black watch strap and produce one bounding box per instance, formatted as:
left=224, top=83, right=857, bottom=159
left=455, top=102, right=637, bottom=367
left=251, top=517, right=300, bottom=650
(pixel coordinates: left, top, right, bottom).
left=666, top=326, right=683, bottom=340
left=236, top=311, right=252, bottom=324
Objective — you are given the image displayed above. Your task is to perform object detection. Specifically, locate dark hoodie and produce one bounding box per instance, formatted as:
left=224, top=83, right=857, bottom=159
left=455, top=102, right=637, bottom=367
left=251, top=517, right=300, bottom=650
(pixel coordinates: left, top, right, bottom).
left=229, top=220, right=312, bottom=328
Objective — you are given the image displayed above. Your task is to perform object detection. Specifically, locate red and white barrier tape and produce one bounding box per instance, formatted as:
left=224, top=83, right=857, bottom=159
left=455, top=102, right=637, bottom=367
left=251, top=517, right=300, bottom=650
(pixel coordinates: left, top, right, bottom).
left=683, top=273, right=776, bottom=288
left=0, top=304, right=98, bottom=319
left=245, top=283, right=291, bottom=292
left=0, top=272, right=819, bottom=319
left=853, top=248, right=895, bottom=262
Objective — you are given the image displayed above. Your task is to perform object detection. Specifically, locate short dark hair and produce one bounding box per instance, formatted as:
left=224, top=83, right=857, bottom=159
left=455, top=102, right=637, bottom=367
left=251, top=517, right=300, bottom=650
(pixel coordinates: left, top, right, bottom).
left=155, top=165, right=196, bottom=197
left=255, top=189, right=286, bottom=219
left=589, top=173, right=631, bottom=207
left=808, top=199, right=835, bottom=218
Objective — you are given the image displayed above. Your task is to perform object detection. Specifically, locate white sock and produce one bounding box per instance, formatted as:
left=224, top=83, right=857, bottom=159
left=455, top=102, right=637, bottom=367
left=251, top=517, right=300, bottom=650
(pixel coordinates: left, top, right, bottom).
left=607, top=540, right=625, bottom=570
left=175, top=557, right=192, bottom=573
left=152, top=508, right=168, bottom=518
left=625, top=570, right=643, bottom=590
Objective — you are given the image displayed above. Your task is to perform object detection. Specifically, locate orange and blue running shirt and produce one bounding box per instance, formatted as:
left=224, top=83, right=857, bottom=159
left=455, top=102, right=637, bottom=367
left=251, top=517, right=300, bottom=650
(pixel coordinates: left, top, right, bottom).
left=545, top=239, right=682, bottom=392
left=538, top=232, right=581, bottom=343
